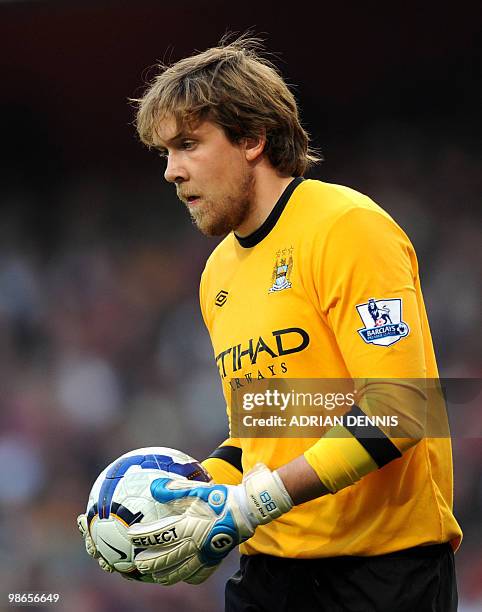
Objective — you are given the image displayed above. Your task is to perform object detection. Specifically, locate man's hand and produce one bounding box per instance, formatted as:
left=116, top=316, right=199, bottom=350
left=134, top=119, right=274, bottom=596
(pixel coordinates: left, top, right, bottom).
left=77, top=513, right=115, bottom=574
left=127, top=463, right=293, bottom=585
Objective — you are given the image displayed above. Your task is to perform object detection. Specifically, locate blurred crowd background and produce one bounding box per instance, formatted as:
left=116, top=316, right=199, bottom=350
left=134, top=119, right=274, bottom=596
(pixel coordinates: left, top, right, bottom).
left=1, top=2, right=480, bottom=611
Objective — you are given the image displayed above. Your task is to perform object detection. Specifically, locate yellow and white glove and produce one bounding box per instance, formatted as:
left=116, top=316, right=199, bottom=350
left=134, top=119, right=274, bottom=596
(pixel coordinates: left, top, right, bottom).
left=127, top=463, right=293, bottom=585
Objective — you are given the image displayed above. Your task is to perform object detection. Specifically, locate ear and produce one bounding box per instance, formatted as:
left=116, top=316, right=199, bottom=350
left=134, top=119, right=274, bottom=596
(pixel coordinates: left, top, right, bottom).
left=244, top=131, right=266, bottom=162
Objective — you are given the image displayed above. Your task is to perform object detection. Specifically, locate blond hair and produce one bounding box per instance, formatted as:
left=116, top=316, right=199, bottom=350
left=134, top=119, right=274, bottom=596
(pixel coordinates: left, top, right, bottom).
left=134, top=34, right=320, bottom=176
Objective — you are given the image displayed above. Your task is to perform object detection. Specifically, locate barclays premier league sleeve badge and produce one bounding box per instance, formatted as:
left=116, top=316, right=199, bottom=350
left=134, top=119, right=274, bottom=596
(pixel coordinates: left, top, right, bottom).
left=356, top=298, right=410, bottom=346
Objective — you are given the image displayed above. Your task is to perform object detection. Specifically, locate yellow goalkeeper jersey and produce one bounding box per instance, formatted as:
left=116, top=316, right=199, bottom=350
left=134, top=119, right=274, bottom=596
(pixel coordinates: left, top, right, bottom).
left=200, top=178, right=462, bottom=558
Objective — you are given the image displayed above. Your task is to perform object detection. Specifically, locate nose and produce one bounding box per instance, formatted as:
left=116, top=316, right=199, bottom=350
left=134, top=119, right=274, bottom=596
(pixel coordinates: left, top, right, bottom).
left=164, top=153, right=188, bottom=184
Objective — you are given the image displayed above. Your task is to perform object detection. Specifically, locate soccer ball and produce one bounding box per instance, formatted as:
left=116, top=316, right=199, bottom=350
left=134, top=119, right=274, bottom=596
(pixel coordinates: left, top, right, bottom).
left=86, top=446, right=211, bottom=581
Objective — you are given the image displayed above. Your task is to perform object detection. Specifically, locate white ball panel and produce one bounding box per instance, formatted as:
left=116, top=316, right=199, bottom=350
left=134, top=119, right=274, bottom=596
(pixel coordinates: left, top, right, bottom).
left=91, top=516, right=135, bottom=571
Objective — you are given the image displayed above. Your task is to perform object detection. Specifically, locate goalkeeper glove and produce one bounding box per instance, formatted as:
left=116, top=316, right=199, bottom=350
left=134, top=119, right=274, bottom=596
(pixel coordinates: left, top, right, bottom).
left=77, top=513, right=115, bottom=574
left=127, top=463, right=293, bottom=585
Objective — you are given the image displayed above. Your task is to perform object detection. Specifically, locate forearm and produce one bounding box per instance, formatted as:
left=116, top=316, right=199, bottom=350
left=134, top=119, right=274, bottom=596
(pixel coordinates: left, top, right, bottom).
left=276, top=455, right=330, bottom=505
left=202, top=438, right=243, bottom=485
left=278, top=381, right=426, bottom=503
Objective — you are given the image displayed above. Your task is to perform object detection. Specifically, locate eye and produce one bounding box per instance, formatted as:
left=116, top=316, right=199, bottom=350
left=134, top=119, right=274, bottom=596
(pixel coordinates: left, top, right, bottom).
left=181, top=140, right=196, bottom=150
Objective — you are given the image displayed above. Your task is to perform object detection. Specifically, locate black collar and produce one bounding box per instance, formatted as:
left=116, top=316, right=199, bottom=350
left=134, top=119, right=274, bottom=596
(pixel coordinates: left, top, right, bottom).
left=235, top=177, right=304, bottom=248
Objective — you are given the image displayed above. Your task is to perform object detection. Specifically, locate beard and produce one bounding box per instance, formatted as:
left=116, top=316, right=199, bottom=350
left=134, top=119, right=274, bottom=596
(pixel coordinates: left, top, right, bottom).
left=181, top=171, right=255, bottom=237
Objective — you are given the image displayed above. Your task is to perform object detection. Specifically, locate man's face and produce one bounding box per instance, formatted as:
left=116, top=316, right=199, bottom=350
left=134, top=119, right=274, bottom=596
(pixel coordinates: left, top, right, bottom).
left=155, top=116, right=254, bottom=236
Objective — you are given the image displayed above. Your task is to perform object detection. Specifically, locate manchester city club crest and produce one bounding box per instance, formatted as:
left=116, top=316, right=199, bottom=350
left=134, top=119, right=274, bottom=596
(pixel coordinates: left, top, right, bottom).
left=356, top=298, right=410, bottom=346
left=269, top=248, right=293, bottom=293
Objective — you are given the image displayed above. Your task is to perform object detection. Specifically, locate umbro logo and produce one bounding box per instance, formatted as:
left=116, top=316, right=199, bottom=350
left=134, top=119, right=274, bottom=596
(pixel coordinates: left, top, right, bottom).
left=215, top=290, right=228, bottom=307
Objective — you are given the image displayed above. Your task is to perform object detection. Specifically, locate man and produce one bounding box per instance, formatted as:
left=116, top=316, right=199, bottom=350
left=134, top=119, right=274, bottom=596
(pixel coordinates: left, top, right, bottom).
left=78, top=35, right=461, bottom=611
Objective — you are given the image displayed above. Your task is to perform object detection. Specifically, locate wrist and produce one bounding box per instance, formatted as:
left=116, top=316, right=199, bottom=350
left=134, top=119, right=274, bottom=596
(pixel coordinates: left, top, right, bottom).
left=240, top=464, right=294, bottom=530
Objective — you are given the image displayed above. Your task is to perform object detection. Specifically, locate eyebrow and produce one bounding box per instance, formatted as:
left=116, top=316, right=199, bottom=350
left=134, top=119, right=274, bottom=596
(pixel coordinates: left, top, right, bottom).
left=154, top=130, right=194, bottom=149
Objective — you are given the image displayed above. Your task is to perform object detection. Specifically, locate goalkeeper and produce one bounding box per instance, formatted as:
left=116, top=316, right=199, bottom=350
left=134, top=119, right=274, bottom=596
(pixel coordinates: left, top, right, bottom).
left=78, top=34, right=461, bottom=611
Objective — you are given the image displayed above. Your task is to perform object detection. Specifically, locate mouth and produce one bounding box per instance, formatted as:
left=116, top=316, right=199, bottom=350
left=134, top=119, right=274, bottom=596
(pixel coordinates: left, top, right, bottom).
left=185, top=195, right=201, bottom=206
